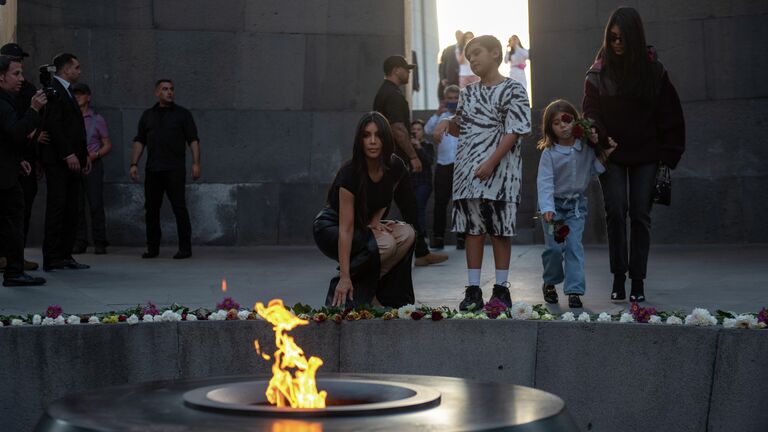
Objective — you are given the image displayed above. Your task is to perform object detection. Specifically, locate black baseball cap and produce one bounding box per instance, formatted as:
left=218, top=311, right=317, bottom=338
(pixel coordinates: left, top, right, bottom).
left=71, top=83, right=91, bottom=95
left=383, top=55, right=415, bottom=74
left=0, top=43, right=30, bottom=58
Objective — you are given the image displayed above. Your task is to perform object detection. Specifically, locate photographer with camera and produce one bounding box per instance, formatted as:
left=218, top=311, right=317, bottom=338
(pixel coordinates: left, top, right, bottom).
left=0, top=55, right=48, bottom=286
left=39, top=52, right=91, bottom=272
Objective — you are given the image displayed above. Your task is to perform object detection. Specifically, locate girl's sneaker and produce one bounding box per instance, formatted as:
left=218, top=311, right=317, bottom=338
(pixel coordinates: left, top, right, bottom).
left=568, top=294, right=583, bottom=308
left=542, top=284, right=558, bottom=304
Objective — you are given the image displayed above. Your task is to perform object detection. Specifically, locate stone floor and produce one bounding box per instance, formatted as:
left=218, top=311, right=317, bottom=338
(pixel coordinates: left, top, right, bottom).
left=1, top=244, right=766, bottom=316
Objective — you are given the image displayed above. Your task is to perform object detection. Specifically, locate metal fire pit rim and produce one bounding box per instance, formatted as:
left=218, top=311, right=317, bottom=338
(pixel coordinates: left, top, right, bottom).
left=182, top=377, right=442, bottom=417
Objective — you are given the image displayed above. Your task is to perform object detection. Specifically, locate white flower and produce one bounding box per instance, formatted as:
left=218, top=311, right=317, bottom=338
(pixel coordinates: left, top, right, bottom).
left=578, top=312, right=591, bottom=323
left=685, top=308, right=717, bottom=326
left=127, top=314, right=140, bottom=325
left=66, top=315, right=81, bottom=325
left=758, top=322, right=767, bottom=329
left=723, top=314, right=758, bottom=329
left=141, top=314, right=154, bottom=323
left=619, top=313, right=635, bottom=323
left=0, top=321, right=3, bottom=327
left=238, top=310, right=252, bottom=320
left=648, top=315, right=662, bottom=325
left=185, top=313, right=197, bottom=321
left=397, top=304, right=416, bottom=319
left=208, top=310, right=228, bottom=321
left=54, top=316, right=66, bottom=325
left=42, top=317, right=55, bottom=326
left=451, top=313, right=464, bottom=320
left=666, top=316, right=683, bottom=325
left=32, top=314, right=42, bottom=325
left=531, top=311, right=540, bottom=320
left=88, top=316, right=100, bottom=324
left=297, top=313, right=310, bottom=320
left=561, top=312, right=575, bottom=322
left=160, top=310, right=182, bottom=322
left=541, top=313, right=554, bottom=321
left=495, top=313, right=508, bottom=320
left=510, top=302, right=533, bottom=320
left=11, top=319, right=24, bottom=326
left=597, top=312, right=612, bottom=323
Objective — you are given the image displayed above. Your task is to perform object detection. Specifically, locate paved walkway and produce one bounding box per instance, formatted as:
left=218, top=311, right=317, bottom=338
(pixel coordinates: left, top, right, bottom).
left=1, top=244, right=766, bottom=316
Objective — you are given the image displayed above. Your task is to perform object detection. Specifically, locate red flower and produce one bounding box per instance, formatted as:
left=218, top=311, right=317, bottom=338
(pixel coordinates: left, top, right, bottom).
left=410, top=311, right=425, bottom=321
left=571, top=124, right=585, bottom=139
left=560, top=113, right=573, bottom=123
left=431, top=310, right=444, bottom=321
left=181, top=312, right=188, bottom=320
left=46, top=305, right=63, bottom=319
left=554, top=224, right=570, bottom=243
left=118, top=315, right=127, bottom=322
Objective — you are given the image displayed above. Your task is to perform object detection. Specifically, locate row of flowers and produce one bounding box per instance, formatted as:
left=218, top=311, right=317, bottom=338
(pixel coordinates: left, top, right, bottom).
left=1, top=297, right=766, bottom=330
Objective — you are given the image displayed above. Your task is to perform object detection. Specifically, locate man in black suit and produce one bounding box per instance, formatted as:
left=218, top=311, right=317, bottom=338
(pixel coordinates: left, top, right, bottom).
left=0, top=55, right=47, bottom=286
left=438, top=30, right=463, bottom=101
left=39, top=53, right=91, bottom=271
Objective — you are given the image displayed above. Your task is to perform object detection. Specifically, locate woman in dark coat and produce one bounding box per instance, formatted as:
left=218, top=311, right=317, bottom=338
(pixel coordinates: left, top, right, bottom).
left=313, top=112, right=417, bottom=308
left=583, top=7, right=685, bottom=303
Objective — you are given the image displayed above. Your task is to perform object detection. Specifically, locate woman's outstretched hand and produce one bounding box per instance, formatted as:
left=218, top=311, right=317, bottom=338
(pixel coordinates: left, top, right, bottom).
left=333, top=277, right=354, bottom=307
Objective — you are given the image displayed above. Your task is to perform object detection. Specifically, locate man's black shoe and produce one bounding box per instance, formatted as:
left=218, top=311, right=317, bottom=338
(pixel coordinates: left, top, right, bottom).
left=568, top=294, right=583, bottom=308
left=432, top=237, right=444, bottom=250
left=173, top=250, right=192, bottom=259
left=543, top=283, right=559, bottom=304
left=490, top=282, right=512, bottom=308
left=456, top=236, right=465, bottom=250
left=459, top=285, right=484, bottom=311
left=71, top=243, right=87, bottom=254
left=3, top=273, right=46, bottom=287
left=64, top=259, right=90, bottom=269
left=142, top=249, right=159, bottom=259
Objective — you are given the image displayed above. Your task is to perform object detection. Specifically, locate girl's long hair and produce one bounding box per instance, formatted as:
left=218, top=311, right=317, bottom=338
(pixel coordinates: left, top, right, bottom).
left=507, top=35, right=525, bottom=54
left=537, top=99, right=579, bottom=150
left=327, top=112, right=395, bottom=228
left=596, top=7, right=658, bottom=98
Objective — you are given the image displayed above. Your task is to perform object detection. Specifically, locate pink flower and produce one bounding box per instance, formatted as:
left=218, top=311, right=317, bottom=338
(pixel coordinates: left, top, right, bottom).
left=630, top=302, right=658, bottom=323
left=46, top=305, right=63, bottom=319
left=758, top=307, right=767, bottom=325
left=216, top=297, right=240, bottom=311
left=483, top=298, right=508, bottom=319
left=142, top=301, right=159, bottom=316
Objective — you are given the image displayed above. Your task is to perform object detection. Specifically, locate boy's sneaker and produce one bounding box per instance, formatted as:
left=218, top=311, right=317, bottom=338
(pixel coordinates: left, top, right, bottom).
left=490, top=282, right=512, bottom=308
left=459, top=285, right=484, bottom=311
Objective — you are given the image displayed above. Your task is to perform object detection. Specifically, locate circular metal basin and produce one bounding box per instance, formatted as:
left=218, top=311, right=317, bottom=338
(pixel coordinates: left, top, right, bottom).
left=183, top=378, right=441, bottom=416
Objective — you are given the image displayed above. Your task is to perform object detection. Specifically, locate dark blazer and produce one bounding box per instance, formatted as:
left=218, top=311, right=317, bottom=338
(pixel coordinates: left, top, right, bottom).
left=39, top=78, right=87, bottom=165
left=0, top=90, right=40, bottom=189
left=439, top=44, right=460, bottom=86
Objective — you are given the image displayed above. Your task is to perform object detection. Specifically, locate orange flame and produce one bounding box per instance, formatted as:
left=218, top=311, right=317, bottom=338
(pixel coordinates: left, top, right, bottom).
left=221, top=278, right=228, bottom=292
left=254, top=299, right=327, bottom=408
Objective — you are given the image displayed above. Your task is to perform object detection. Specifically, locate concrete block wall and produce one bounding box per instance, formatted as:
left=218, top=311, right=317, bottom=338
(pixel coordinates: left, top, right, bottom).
left=1, top=321, right=766, bottom=431
left=529, top=0, right=768, bottom=243
left=17, top=0, right=408, bottom=246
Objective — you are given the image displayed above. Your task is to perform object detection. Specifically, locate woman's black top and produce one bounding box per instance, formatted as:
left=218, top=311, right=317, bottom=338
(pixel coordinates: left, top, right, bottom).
left=328, top=155, right=409, bottom=222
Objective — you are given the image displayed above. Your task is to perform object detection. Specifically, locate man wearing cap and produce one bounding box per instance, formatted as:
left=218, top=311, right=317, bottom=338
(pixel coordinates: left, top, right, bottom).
left=71, top=83, right=112, bottom=255
left=0, top=43, right=44, bottom=273
left=0, top=54, right=48, bottom=286
left=373, top=55, right=448, bottom=267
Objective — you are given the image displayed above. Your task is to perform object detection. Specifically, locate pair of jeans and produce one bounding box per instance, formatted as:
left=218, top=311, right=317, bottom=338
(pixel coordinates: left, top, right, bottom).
left=144, top=169, right=191, bottom=252
left=599, top=162, right=657, bottom=280
left=541, top=196, right=587, bottom=295
left=412, top=182, right=432, bottom=238
left=0, top=183, right=25, bottom=279
left=76, top=159, right=108, bottom=247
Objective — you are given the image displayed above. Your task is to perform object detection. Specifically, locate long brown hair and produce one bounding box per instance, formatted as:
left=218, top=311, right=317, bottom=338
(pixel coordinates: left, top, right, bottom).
left=537, top=99, right=579, bottom=150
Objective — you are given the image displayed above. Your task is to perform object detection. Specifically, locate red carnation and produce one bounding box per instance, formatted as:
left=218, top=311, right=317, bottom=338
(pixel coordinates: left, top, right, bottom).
left=410, top=310, right=425, bottom=321
left=561, top=113, right=573, bottom=123
left=571, top=124, right=585, bottom=139
left=554, top=224, right=570, bottom=243
left=118, top=315, right=127, bottom=322
left=431, top=310, right=444, bottom=321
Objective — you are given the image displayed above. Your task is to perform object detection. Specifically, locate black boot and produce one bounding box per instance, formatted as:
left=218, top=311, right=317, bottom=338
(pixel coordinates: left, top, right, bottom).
left=629, top=279, right=645, bottom=303
left=611, top=274, right=626, bottom=302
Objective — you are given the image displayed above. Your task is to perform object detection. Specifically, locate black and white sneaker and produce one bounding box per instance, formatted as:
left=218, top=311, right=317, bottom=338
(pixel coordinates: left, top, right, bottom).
left=459, top=285, right=484, bottom=311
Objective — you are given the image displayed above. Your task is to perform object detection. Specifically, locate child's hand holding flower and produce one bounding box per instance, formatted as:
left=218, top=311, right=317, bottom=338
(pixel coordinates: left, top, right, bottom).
left=542, top=211, right=554, bottom=223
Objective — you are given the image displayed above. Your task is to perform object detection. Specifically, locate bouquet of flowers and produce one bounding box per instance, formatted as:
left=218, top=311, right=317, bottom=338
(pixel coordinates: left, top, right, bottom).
left=560, top=113, right=595, bottom=145
left=547, top=219, right=570, bottom=244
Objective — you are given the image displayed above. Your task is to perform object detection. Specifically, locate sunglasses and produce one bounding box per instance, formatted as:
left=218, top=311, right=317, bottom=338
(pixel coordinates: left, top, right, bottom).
left=609, top=33, right=623, bottom=43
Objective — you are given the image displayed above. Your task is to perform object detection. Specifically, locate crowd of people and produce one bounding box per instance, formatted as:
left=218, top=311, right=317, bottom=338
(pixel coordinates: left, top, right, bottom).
left=0, top=44, right=200, bottom=287
left=315, top=7, right=684, bottom=311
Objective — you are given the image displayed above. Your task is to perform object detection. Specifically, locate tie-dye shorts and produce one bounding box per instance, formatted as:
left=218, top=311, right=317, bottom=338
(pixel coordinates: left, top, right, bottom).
left=451, top=198, right=517, bottom=237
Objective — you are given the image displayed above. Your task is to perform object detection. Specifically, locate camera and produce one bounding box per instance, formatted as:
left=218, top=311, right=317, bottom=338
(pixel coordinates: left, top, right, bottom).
left=38, top=64, right=59, bottom=99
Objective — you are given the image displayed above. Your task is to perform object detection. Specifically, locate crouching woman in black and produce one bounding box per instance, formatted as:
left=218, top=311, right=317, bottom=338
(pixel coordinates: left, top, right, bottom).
left=314, top=112, right=417, bottom=308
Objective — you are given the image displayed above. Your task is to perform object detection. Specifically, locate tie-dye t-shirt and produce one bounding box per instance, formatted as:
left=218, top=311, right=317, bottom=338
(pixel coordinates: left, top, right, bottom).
left=452, top=78, right=531, bottom=203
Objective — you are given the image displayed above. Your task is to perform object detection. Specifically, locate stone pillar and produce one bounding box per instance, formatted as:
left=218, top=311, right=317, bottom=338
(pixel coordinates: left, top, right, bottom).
left=0, top=0, right=18, bottom=45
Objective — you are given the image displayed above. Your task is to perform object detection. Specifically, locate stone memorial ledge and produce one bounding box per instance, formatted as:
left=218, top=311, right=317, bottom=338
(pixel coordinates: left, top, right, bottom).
left=0, top=321, right=765, bottom=431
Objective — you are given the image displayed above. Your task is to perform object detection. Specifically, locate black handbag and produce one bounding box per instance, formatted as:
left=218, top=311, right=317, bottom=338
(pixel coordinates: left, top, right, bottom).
left=653, top=163, right=671, bottom=206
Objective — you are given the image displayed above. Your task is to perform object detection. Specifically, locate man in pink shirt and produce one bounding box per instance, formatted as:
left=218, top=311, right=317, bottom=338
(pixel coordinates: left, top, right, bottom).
left=71, top=83, right=112, bottom=254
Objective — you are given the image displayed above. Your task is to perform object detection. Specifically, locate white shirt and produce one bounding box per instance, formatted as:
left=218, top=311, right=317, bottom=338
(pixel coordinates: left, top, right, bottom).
left=425, top=111, right=458, bottom=165
left=53, top=75, right=73, bottom=97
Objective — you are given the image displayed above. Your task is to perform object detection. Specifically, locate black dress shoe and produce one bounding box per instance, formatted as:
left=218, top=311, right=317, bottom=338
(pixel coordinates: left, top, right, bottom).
left=3, top=273, right=46, bottom=287
left=611, top=274, right=626, bottom=302
left=173, top=250, right=192, bottom=259
left=629, top=279, right=645, bottom=303
left=542, top=283, right=558, bottom=304
left=568, top=294, right=583, bottom=308
left=64, top=259, right=90, bottom=269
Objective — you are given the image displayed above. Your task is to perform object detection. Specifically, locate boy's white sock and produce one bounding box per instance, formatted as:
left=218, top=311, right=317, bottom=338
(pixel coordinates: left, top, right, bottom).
left=468, top=269, right=481, bottom=286
left=495, top=269, right=509, bottom=285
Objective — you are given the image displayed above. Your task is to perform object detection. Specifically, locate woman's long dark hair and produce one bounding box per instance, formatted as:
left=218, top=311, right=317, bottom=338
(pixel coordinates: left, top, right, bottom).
left=596, top=7, right=658, bottom=98
left=327, top=111, right=395, bottom=228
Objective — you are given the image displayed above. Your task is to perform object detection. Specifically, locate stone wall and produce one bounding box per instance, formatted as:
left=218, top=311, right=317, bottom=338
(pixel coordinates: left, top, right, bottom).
left=1, top=321, right=766, bottom=431
left=528, top=1, right=768, bottom=243
left=17, top=0, right=408, bottom=246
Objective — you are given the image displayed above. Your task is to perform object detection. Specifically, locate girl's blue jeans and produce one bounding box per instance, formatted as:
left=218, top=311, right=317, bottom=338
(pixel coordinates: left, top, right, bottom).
left=541, top=196, right=587, bottom=295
